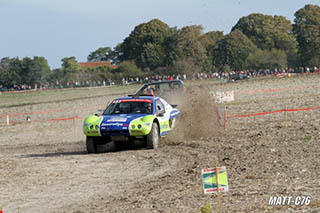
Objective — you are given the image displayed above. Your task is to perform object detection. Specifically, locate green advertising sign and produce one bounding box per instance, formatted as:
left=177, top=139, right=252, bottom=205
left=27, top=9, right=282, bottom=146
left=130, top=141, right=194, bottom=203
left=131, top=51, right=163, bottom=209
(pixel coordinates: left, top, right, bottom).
left=202, top=167, right=229, bottom=194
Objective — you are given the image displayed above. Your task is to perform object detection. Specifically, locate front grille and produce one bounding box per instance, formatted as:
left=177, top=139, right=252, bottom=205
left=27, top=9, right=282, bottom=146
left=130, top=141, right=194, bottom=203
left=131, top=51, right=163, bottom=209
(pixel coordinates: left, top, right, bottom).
left=101, top=130, right=130, bottom=136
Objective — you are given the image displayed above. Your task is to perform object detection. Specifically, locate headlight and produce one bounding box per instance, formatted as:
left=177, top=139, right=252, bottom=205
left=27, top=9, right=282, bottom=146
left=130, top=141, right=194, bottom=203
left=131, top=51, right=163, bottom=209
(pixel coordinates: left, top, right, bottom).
left=138, top=124, right=142, bottom=129
left=95, top=125, right=99, bottom=129
left=132, top=125, right=136, bottom=129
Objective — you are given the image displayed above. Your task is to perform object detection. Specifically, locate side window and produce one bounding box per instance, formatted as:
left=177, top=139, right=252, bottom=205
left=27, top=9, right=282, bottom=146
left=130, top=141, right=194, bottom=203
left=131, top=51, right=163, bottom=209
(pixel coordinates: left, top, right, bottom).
left=156, top=100, right=165, bottom=115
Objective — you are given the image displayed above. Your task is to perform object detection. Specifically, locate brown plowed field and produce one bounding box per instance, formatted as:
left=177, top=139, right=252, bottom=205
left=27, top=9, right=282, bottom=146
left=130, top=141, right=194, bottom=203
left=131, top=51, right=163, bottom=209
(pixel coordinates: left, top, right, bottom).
left=1, top=75, right=319, bottom=212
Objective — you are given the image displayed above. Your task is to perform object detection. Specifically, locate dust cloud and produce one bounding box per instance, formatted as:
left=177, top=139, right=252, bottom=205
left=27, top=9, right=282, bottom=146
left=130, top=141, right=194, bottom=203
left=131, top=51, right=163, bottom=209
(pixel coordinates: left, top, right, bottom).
left=166, top=85, right=221, bottom=142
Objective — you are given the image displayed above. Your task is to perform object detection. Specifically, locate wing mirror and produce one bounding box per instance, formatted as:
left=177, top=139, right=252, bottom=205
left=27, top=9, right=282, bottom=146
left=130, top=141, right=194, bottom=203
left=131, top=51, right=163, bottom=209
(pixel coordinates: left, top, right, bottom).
left=171, top=104, right=178, bottom=108
left=158, top=112, right=165, bottom=117
left=95, top=109, right=104, bottom=116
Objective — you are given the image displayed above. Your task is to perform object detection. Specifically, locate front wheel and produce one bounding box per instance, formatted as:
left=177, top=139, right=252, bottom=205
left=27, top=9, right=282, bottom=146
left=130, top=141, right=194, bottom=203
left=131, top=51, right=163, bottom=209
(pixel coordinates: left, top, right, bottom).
left=146, top=122, right=159, bottom=149
left=86, top=137, right=98, bottom=154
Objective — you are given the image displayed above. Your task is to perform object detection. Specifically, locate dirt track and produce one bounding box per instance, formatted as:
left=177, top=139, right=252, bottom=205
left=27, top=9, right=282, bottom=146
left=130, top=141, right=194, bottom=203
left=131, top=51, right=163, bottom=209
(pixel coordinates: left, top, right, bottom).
left=1, top=75, right=320, bottom=212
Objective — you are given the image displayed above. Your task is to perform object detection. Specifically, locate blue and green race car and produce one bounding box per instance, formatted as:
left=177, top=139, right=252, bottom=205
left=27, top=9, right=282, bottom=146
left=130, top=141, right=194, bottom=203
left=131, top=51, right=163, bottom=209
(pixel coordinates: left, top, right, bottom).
left=83, top=95, right=180, bottom=153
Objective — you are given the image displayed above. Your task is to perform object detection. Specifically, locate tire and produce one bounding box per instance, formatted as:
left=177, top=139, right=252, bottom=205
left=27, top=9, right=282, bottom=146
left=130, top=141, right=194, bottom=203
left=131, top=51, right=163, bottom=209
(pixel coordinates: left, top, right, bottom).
left=86, top=137, right=98, bottom=154
left=146, top=122, right=160, bottom=149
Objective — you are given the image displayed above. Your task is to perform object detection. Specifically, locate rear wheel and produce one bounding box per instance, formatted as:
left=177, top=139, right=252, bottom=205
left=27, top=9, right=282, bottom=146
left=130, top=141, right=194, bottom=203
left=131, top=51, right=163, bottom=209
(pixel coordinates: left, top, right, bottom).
left=86, top=137, right=98, bottom=154
left=146, top=122, right=159, bottom=149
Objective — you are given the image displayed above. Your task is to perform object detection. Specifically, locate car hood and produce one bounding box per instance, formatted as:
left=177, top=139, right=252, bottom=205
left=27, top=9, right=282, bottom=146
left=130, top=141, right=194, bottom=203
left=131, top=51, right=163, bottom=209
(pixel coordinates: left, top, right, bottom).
left=101, top=114, right=149, bottom=125
left=100, top=114, right=150, bottom=133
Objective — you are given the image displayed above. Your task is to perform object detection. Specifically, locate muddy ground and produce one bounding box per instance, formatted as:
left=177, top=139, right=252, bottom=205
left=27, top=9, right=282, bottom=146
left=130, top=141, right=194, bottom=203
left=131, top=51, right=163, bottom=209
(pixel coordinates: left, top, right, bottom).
left=0, top=74, right=320, bottom=212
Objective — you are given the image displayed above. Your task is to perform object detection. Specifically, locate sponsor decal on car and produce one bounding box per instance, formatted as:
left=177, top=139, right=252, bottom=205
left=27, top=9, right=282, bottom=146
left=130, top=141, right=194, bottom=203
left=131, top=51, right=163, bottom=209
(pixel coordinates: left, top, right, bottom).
left=107, top=117, right=127, bottom=122
left=170, top=110, right=180, bottom=117
left=160, top=123, right=169, bottom=129
left=102, top=123, right=123, bottom=126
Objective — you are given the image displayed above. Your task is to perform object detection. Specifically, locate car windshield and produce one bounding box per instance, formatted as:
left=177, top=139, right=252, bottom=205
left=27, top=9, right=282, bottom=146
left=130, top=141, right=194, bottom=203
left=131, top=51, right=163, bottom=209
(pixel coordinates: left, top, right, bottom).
left=103, top=99, right=153, bottom=115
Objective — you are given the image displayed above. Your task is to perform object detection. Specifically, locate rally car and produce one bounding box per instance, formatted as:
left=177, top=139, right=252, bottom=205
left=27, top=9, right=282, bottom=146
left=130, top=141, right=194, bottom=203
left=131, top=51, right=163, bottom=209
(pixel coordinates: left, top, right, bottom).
left=83, top=95, right=180, bottom=153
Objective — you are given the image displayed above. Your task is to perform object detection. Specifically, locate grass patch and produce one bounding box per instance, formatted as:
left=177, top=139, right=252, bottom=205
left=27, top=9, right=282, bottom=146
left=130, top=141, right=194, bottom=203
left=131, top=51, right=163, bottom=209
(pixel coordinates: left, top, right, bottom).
left=302, top=136, right=312, bottom=141
left=0, top=85, right=140, bottom=108
left=200, top=204, right=212, bottom=213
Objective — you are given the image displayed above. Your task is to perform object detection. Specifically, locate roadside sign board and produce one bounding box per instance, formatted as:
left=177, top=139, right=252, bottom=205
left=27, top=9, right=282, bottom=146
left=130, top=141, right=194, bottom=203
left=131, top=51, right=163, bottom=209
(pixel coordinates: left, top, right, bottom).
left=202, top=167, right=229, bottom=194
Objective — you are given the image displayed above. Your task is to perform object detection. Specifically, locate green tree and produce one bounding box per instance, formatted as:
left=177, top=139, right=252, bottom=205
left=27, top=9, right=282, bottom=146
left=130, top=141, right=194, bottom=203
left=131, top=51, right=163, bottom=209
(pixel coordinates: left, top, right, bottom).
left=0, top=57, right=22, bottom=88
left=167, top=58, right=201, bottom=77
left=199, top=31, right=224, bottom=52
left=175, top=25, right=208, bottom=67
left=200, top=31, right=224, bottom=71
left=161, top=25, right=209, bottom=73
left=293, top=4, right=320, bottom=66
left=246, top=49, right=287, bottom=70
left=21, top=57, right=33, bottom=85
left=119, top=19, right=173, bottom=70
left=139, top=43, right=166, bottom=70
left=213, top=30, right=257, bottom=70
left=109, top=43, right=122, bottom=65
left=232, top=13, right=297, bottom=67
left=61, top=56, right=81, bottom=84
left=82, top=66, right=113, bottom=82
left=232, top=13, right=297, bottom=52
left=87, top=47, right=112, bottom=62
left=32, top=56, right=51, bottom=83
left=21, top=56, right=50, bottom=87
left=113, top=61, right=143, bottom=80
left=49, top=68, right=64, bottom=87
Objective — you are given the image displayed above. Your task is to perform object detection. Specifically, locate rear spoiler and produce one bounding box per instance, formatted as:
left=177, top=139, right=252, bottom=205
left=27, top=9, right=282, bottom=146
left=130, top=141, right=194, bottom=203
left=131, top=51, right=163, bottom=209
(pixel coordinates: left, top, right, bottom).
left=128, top=94, right=154, bottom=97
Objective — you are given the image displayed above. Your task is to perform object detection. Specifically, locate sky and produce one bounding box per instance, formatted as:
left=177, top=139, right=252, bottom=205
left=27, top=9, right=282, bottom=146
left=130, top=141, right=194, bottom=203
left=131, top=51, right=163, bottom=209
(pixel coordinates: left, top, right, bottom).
left=0, top=0, right=319, bottom=69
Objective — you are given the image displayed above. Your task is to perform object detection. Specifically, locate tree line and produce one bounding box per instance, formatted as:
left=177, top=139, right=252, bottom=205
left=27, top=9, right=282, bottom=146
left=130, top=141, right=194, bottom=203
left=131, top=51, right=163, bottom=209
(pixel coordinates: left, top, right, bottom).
left=1, top=4, right=319, bottom=89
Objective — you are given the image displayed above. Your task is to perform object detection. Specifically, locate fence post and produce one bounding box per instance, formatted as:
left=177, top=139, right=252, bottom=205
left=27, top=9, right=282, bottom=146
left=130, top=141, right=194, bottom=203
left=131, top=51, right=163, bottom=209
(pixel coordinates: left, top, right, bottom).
left=6, top=113, right=9, bottom=126
left=285, top=104, right=288, bottom=128
left=73, top=116, right=76, bottom=141
left=224, top=106, right=227, bottom=129
left=284, top=100, right=288, bottom=128
left=216, top=167, right=222, bottom=211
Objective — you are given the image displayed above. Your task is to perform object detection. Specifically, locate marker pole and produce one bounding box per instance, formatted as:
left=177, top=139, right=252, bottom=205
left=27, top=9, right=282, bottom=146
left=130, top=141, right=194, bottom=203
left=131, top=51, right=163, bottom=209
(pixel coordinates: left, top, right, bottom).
left=73, top=116, right=76, bottom=140
left=284, top=100, right=288, bottom=128
left=216, top=167, right=222, bottom=211
left=224, top=106, right=227, bottom=129
left=285, top=104, right=288, bottom=128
